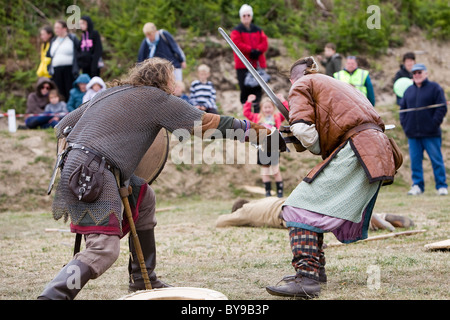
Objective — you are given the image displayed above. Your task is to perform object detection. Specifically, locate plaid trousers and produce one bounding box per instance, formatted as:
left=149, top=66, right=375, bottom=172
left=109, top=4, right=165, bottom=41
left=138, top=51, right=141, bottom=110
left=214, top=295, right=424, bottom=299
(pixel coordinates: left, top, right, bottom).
left=289, top=227, right=324, bottom=281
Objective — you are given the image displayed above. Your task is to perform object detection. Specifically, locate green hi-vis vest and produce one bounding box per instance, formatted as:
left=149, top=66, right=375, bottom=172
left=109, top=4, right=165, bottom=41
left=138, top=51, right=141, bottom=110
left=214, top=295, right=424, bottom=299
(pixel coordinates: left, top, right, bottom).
left=333, top=68, right=369, bottom=97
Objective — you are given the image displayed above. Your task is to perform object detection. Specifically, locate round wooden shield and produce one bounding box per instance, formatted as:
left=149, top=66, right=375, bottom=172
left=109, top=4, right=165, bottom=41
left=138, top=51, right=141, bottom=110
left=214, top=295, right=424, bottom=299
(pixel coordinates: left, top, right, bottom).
left=134, top=128, right=170, bottom=185
left=119, top=287, right=228, bottom=300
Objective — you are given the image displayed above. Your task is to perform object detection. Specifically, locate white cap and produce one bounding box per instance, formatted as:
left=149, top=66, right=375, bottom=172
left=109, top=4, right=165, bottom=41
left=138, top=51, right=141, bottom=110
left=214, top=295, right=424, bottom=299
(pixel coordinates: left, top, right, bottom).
left=239, top=4, right=253, bottom=18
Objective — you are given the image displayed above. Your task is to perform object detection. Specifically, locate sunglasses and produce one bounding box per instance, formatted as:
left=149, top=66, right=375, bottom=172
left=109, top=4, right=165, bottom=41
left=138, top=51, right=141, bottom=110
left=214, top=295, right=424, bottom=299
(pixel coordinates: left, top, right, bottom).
left=412, top=71, right=423, bottom=75
left=242, top=14, right=252, bottom=17
left=41, top=85, right=51, bottom=90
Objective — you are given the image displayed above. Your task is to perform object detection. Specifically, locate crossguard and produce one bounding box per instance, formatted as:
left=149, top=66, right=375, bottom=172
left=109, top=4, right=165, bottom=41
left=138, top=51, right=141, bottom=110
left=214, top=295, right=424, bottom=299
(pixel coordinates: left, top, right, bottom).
left=279, top=126, right=307, bottom=152
left=261, top=127, right=288, bottom=153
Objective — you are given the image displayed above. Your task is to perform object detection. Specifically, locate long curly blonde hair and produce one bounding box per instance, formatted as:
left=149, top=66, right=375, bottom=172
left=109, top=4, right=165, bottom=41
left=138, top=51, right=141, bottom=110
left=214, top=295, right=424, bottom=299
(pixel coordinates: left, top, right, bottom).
left=108, top=58, right=175, bottom=94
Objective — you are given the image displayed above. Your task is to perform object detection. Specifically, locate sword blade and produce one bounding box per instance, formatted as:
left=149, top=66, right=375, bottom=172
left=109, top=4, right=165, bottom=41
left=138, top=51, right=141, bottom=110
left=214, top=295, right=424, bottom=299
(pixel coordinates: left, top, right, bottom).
left=218, top=27, right=290, bottom=120
left=398, top=103, right=446, bottom=113
left=47, top=154, right=62, bottom=195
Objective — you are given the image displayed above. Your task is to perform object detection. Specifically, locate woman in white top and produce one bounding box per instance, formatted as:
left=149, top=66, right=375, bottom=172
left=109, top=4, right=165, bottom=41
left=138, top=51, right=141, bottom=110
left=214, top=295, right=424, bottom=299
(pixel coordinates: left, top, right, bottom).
left=47, top=20, right=80, bottom=101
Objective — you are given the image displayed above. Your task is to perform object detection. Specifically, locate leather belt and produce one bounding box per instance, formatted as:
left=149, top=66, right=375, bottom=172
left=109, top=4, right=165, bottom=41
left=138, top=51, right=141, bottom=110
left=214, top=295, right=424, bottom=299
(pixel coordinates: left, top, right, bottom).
left=68, top=143, right=115, bottom=172
left=342, top=123, right=383, bottom=142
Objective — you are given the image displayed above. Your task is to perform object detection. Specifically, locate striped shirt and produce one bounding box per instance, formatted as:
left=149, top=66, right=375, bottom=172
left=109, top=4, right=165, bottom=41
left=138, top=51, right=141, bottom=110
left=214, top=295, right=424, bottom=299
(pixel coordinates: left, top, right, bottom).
left=189, top=80, right=217, bottom=111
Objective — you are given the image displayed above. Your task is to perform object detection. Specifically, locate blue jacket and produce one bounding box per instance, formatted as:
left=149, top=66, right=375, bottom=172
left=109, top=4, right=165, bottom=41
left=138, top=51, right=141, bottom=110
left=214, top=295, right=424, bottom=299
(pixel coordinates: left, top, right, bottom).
left=400, top=78, right=447, bottom=138
left=137, top=30, right=184, bottom=68
left=67, top=73, right=91, bottom=112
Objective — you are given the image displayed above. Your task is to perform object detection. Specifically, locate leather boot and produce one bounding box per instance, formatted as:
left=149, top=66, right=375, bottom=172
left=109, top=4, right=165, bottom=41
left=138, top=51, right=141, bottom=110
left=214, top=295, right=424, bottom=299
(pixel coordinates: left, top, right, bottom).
left=128, top=229, right=171, bottom=292
left=266, top=274, right=320, bottom=298
left=275, top=181, right=284, bottom=198
left=278, top=268, right=327, bottom=285
left=37, top=259, right=92, bottom=300
left=318, top=266, right=327, bottom=283
left=264, top=181, right=271, bottom=197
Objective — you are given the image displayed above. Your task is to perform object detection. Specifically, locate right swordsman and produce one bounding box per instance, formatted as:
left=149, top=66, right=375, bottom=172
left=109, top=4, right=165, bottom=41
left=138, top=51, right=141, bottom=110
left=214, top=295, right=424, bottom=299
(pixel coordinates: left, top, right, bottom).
left=266, top=57, right=399, bottom=298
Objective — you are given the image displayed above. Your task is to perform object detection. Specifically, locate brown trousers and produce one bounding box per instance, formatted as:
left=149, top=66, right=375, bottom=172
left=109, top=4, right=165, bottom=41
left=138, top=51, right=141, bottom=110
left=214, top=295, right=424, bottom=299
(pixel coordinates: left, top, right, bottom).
left=73, top=186, right=156, bottom=278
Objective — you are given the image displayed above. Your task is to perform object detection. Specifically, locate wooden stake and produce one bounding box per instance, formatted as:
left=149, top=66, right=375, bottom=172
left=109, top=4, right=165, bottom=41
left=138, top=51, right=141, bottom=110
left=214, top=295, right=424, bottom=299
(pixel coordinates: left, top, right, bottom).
left=122, top=193, right=152, bottom=290
left=115, top=169, right=152, bottom=291
left=326, top=229, right=426, bottom=248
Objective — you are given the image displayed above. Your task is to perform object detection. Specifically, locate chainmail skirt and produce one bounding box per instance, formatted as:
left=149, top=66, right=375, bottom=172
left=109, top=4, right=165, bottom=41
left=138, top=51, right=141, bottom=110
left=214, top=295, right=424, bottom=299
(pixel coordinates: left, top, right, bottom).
left=52, top=149, right=123, bottom=233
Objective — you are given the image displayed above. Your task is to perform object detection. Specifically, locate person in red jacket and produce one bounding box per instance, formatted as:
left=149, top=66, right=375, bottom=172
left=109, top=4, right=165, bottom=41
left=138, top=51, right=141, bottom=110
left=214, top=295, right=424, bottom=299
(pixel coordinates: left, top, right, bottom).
left=231, top=4, right=269, bottom=113
left=243, top=93, right=288, bottom=197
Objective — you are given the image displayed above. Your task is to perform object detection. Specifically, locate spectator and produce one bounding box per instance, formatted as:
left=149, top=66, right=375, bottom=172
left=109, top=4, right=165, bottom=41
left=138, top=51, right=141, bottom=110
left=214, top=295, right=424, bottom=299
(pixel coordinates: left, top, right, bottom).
left=47, top=20, right=80, bottom=101
left=24, top=77, right=56, bottom=129
left=318, top=42, right=342, bottom=77
left=138, top=22, right=186, bottom=81
left=189, top=64, right=218, bottom=114
left=243, top=94, right=288, bottom=197
left=67, top=73, right=91, bottom=112
left=334, top=56, right=375, bottom=106
left=82, top=76, right=107, bottom=103
left=42, top=89, right=68, bottom=128
left=173, top=80, right=191, bottom=103
left=231, top=4, right=269, bottom=113
left=77, top=15, right=103, bottom=78
left=400, top=63, right=448, bottom=196
left=24, top=89, right=67, bottom=129
left=393, top=52, right=415, bottom=105
left=36, top=25, right=54, bottom=78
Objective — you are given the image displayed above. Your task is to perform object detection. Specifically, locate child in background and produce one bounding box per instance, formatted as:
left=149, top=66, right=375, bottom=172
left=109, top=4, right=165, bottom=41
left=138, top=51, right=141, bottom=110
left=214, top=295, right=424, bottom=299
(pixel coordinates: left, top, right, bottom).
left=317, top=42, right=342, bottom=77
left=189, top=64, right=218, bottom=114
left=67, top=73, right=91, bottom=112
left=173, top=80, right=191, bottom=104
left=25, top=89, right=67, bottom=129
left=83, top=76, right=107, bottom=103
left=244, top=93, right=289, bottom=197
left=44, top=89, right=68, bottom=127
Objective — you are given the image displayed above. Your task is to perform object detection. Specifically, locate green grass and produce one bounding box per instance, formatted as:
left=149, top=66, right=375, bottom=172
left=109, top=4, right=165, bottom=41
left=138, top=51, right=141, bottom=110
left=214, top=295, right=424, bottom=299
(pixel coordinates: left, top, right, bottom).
left=0, top=187, right=448, bottom=300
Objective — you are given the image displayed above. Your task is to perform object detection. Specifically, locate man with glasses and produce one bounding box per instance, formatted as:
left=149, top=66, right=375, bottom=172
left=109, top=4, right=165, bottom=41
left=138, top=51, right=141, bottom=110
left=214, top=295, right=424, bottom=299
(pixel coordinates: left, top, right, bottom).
left=400, top=63, right=448, bottom=196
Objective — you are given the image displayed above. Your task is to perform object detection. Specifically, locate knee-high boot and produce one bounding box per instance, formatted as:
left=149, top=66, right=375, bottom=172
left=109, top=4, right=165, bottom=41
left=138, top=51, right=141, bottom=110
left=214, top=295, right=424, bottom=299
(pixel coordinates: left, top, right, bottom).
left=276, top=181, right=284, bottom=198
left=37, top=259, right=92, bottom=300
left=266, top=228, right=321, bottom=298
left=128, top=229, right=171, bottom=292
left=264, top=181, right=272, bottom=197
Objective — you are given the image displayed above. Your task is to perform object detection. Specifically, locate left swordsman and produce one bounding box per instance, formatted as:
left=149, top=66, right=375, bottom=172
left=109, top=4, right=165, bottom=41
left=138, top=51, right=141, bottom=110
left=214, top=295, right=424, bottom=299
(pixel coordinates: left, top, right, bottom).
left=38, top=57, right=273, bottom=300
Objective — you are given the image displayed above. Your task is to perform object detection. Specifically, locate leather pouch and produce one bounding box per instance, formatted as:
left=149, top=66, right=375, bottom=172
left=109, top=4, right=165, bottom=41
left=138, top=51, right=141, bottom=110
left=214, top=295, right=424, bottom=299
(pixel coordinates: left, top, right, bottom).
left=68, top=152, right=105, bottom=202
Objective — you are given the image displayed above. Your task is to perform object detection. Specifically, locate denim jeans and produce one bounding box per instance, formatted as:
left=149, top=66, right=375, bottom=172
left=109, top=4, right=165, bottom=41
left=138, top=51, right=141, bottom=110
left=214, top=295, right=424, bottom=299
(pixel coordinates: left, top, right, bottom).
left=408, top=137, right=448, bottom=191
left=25, top=113, right=58, bottom=129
